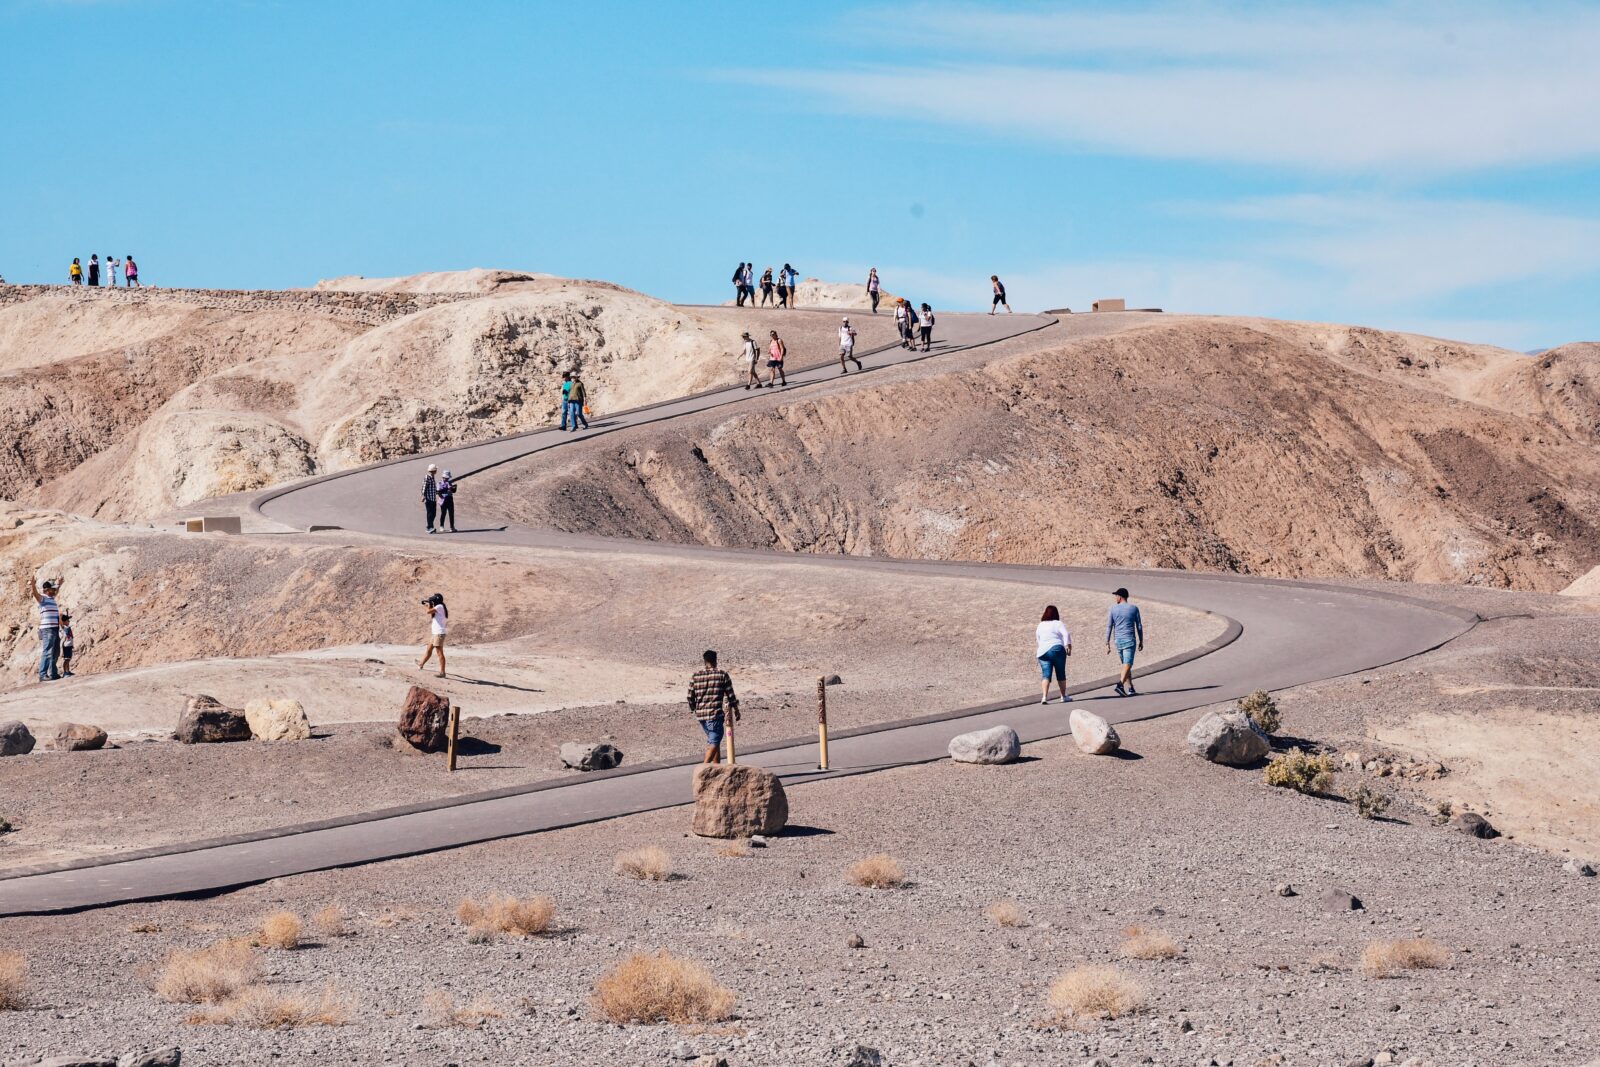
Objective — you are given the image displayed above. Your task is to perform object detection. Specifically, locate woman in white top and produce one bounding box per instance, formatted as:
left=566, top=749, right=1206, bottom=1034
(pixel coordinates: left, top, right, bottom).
left=418, top=593, right=449, bottom=678
left=1035, top=604, right=1072, bottom=704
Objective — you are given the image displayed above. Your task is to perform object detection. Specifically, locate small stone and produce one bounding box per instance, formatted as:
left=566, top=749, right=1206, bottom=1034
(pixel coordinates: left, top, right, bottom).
left=1451, top=812, right=1499, bottom=839
left=0, top=720, right=38, bottom=757
left=1563, top=858, right=1597, bottom=877
left=691, top=1059, right=728, bottom=1067
left=173, top=695, right=250, bottom=744
left=1374, top=1053, right=1395, bottom=1066
left=1343, top=1058, right=1374, bottom=1067
left=825, top=675, right=843, bottom=686
left=846, top=1047, right=883, bottom=1067
left=1275, top=883, right=1297, bottom=897
left=672, top=1041, right=697, bottom=1060
left=558, top=741, right=623, bottom=771
left=748, top=834, right=768, bottom=848
left=846, top=933, right=865, bottom=949
left=53, top=722, right=108, bottom=752
left=947, top=725, right=1021, bottom=764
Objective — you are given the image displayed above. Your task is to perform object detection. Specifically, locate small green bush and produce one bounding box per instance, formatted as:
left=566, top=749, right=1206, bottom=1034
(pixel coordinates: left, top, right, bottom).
left=1263, top=748, right=1335, bottom=795
left=1237, top=690, right=1281, bottom=735
left=1350, top=785, right=1392, bottom=820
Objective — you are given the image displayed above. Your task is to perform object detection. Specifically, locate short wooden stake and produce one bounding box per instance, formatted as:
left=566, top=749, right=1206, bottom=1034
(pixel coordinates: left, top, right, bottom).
left=446, top=704, right=461, bottom=772
left=724, top=706, right=737, bottom=766
left=817, top=675, right=830, bottom=770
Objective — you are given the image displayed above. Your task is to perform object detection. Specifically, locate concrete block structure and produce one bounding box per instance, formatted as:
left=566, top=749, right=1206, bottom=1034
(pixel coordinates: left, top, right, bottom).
left=1093, top=298, right=1127, bottom=312
left=183, top=515, right=242, bottom=534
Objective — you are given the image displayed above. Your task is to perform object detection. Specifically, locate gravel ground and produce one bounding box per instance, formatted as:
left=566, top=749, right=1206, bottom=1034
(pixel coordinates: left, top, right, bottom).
left=1, top=587, right=1596, bottom=1066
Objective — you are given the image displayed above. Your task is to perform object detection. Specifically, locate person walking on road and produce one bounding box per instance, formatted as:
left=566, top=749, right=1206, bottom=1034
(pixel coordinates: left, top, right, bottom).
left=1036, top=604, right=1072, bottom=704
left=783, top=264, right=799, bottom=307
left=990, top=275, right=1011, bottom=314
left=559, top=371, right=574, bottom=430
left=740, top=331, right=764, bottom=389
left=894, top=298, right=911, bottom=348
left=838, top=316, right=861, bottom=374
left=1106, top=587, right=1144, bottom=696
left=418, top=592, right=448, bottom=678
left=87, top=255, right=101, bottom=287
left=918, top=303, right=935, bottom=351
left=124, top=255, right=139, bottom=287
left=69, top=258, right=83, bottom=285
left=437, top=470, right=457, bottom=533
left=867, top=267, right=881, bottom=313
left=28, top=575, right=63, bottom=683
left=766, top=330, right=788, bottom=387
left=688, top=649, right=740, bottom=764
left=422, top=463, right=439, bottom=534
left=760, top=266, right=775, bottom=307
left=59, top=608, right=76, bottom=677
left=566, top=372, right=590, bottom=431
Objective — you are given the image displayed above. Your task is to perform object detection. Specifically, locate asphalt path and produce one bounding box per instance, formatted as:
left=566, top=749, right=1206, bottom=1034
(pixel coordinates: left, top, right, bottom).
left=0, top=310, right=1478, bottom=915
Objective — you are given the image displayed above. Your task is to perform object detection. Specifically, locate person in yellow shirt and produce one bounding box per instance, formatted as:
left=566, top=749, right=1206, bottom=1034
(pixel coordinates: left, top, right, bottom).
left=69, top=258, right=83, bottom=285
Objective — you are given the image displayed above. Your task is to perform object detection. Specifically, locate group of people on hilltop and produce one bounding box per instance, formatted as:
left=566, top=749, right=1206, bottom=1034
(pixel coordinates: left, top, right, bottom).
left=69, top=254, right=140, bottom=287
left=733, top=262, right=801, bottom=308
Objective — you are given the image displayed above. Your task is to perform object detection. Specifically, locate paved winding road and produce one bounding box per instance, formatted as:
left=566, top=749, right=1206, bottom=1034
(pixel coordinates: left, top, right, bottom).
left=0, top=310, right=1478, bottom=916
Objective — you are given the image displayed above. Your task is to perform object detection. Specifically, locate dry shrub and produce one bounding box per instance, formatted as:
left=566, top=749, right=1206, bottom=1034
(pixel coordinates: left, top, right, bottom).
left=846, top=854, right=906, bottom=889
left=311, top=906, right=349, bottom=940
left=253, top=911, right=302, bottom=950
left=984, top=901, right=1027, bottom=928
left=422, top=989, right=505, bottom=1029
left=1263, top=748, right=1336, bottom=795
left=156, top=939, right=259, bottom=1004
left=1351, top=784, right=1392, bottom=820
left=592, top=951, right=735, bottom=1025
left=128, top=922, right=162, bottom=934
left=1237, top=689, right=1281, bottom=734
left=1359, top=938, right=1451, bottom=978
left=456, top=893, right=556, bottom=939
left=0, top=952, right=27, bottom=1011
left=614, top=845, right=673, bottom=882
left=716, top=843, right=751, bottom=858
left=188, top=984, right=351, bottom=1028
left=1118, top=927, right=1180, bottom=960
left=1048, top=965, right=1145, bottom=1022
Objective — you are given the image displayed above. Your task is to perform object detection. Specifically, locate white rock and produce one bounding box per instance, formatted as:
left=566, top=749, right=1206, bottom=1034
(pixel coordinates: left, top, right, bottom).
left=947, top=725, right=1021, bottom=765
left=244, top=698, right=311, bottom=741
left=1069, top=709, right=1120, bottom=755
left=1185, top=711, right=1269, bottom=765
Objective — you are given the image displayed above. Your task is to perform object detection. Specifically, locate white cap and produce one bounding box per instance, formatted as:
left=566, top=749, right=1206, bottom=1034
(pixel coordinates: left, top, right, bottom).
left=842, top=316, right=850, bottom=322
left=427, top=463, right=437, bottom=472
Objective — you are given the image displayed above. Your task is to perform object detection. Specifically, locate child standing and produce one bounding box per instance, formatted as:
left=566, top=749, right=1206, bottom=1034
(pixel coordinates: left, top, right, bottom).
left=59, top=610, right=76, bottom=677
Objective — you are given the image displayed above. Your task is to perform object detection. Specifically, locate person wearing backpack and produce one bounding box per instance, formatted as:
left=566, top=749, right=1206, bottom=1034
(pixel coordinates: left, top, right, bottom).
left=731, top=262, right=746, bottom=306
left=760, top=266, right=775, bottom=306
left=740, top=331, right=764, bottom=389
left=918, top=303, right=935, bottom=351
left=766, top=330, right=788, bottom=387
left=783, top=264, right=799, bottom=307
left=437, top=470, right=457, bottom=533
left=418, top=593, right=449, bottom=678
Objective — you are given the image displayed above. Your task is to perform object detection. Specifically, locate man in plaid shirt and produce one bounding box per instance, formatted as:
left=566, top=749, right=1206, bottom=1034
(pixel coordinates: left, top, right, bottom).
left=688, top=649, right=740, bottom=763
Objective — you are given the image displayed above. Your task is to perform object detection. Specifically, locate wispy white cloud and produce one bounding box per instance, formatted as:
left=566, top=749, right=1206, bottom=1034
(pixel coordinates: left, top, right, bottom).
left=742, top=3, right=1600, bottom=172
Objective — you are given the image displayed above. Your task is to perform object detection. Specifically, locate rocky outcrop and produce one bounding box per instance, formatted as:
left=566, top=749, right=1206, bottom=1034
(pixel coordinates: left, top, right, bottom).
left=690, top=764, right=788, bottom=838
left=53, top=722, right=108, bottom=751
left=1186, top=711, right=1270, bottom=766
left=244, top=698, right=311, bottom=741
left=947, top=725, right=1021, bottom=764
left=1069, top=709, right=1120, bottom=755
left=398, top=686, right=450, bottom=752
left=559, top=742, right=623, bottom=771
left=0, top=720, right=36, bottom=756
left=174, top=695, right=251, bottom=744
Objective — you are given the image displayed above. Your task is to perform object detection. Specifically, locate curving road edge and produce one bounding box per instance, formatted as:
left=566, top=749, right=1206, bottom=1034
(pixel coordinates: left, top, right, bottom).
left=0, top=311, right=1479, bottom=915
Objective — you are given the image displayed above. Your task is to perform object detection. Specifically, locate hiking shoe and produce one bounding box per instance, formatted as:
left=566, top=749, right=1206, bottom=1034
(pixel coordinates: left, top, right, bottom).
left=1127, top=686, right=1139, bottom=696
left=853, top=359, right=863, bottom=370
left=1113, top=683, right=1126, bottom=697
left=1061, top=693, right=1072, bottom=702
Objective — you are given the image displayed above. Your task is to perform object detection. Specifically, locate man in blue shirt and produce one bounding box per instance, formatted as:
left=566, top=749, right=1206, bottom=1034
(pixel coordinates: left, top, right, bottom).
left=1105, top=587, right=1144, bottom=697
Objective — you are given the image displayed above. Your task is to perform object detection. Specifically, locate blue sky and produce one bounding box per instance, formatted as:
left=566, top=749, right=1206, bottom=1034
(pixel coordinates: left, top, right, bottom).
left=3, top=1, right=1598, bottom=349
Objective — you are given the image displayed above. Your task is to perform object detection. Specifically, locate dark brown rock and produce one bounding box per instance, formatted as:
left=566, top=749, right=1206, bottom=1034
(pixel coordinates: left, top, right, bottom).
left=691, top=763, right=788, bottom=838
left=0, top=720, right=36, bottom=757
left=173, top=696, right=250, bottom=744
left=1452, top=812, right=1499, bottom=839
left=398, top=686, right=450, bottom=752
left=54, top=722, right=108, bottom=751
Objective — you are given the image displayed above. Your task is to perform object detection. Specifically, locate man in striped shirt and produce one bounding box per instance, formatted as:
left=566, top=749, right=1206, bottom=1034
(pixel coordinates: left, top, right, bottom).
left=29, top=575, right=62, bottom=682
left=687, top=649, right=740, bottom=764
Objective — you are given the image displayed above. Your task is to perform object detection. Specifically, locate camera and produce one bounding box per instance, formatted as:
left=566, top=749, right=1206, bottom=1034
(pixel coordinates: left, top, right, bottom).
left=422, top=593, right=443, bottom=608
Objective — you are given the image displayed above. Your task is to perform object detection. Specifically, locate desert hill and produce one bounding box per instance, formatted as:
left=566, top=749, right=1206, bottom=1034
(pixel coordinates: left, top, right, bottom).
left=0, top=277, right=755, bottom=520
left=474, top=315, right=1600, bottom=591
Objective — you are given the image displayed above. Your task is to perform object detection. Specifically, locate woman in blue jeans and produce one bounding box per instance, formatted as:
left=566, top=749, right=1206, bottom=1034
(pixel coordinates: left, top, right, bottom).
left=1035, top=604, right=1073, bottom=704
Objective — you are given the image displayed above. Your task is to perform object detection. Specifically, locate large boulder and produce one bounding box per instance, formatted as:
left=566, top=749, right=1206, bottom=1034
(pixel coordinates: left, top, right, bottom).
left=947, top=725, right=1021, bottom=765
left=1452, top=812, right=1499, bottom=839
left=1069, top=709, right=1120, bottom=755
left=1186, top=711, right=1270, bottom=766
left=0, top=720, right=36, bottom=757
left=245, top=698, right=311, bottom=742
left=398, top=686, right=450, bottom=752
left=54, top=722, right=108, bottom=752
left=174, top=696, right=250, bottom=744
left=691, top=764, right=788, bottom=838
left=559, top=741, right=623, bottom=771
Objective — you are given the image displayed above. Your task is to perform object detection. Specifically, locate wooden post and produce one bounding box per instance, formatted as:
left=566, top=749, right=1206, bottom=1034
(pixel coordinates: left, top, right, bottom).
left=817, top=675, right=830, bottom=770
left=446, top=704, right=461, bottom=772
left=724, top=705, right=737, bottom=766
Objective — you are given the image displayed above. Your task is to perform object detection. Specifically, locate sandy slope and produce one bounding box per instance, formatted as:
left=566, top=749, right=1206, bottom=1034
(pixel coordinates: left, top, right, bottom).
left=475, top=315, right=1600, bottom=591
